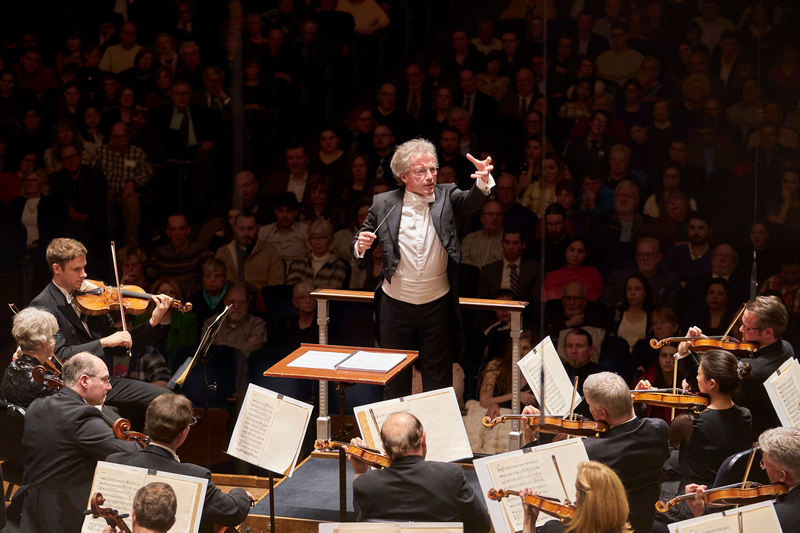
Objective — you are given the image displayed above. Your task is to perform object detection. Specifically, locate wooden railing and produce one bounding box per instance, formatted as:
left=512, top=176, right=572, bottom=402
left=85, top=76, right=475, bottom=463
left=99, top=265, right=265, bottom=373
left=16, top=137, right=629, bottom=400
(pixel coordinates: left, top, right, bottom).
left=310, top=289, right=528, bottom=450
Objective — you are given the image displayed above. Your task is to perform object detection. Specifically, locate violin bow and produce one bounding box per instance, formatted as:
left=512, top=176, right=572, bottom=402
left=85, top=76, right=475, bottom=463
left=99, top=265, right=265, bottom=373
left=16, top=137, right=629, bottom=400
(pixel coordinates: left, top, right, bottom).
left=568, top=377, right=578, bottom=422
left=8, top=302, right=20, bottom=315
left=721, top=303, right=747, bottom=343
left=740, top=443, right=759, bottom=490
left=551, top=455, right=572, bottom=507
left=110, top=242, right=131, bottom=357
left=671, top=351, right=680, bottom=421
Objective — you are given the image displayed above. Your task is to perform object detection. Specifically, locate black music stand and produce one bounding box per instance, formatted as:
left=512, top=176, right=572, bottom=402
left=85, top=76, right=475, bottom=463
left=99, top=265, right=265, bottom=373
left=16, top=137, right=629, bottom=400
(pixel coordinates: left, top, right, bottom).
left=169, top=304, right=231, bottom=467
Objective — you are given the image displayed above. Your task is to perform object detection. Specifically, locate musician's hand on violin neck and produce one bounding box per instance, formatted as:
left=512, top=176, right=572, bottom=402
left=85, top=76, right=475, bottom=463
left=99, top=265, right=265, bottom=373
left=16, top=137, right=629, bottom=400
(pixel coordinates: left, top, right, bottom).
left=685, top=484, right=707, bottom=517
left=101, top=330, right=132, bottom=349
left=678, top=326, right=703, bottom=357
left=519, top=488, right=541, bottom=524
left=634, top=379, right=652, bottom=390
left=149, top=294, right=174, bottom=326
left=521, top=405, right=540, bottom=444
left=347, top=437, right=371, bottom=475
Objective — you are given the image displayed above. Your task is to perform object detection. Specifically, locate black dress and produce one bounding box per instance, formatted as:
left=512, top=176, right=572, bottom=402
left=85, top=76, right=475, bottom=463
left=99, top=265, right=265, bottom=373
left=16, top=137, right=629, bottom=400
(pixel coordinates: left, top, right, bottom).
left=0, top=353, right=56, bottom=408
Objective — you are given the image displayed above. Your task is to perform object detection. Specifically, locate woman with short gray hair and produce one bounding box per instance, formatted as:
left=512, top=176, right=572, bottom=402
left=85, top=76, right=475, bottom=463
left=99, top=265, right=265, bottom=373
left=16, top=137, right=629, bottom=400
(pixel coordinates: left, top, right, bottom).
left=1, top=307, right=61, bottom=407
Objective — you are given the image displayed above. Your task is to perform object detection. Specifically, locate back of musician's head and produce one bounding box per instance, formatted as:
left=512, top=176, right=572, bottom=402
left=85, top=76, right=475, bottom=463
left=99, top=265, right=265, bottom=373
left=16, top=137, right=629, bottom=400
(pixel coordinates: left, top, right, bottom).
left=380, top=412, right=424, bottom=459
left=133, top=482, right=177, bottom=532
left=758, top=427, right=800, bottom=481
left=145, top=394, right=193, bottom=443
left=699, top=349, right=751, bottom=393
left=62, top=352, right=101, bottom=387
left=745, top=295, right=789, bottom=338
left=582, top=372, right=632, bottom=419
left=46, top=237, right=87, bottom=271
left=12, top=306, right=58, bottom=353
left=567, top=461, right=631, bottom=533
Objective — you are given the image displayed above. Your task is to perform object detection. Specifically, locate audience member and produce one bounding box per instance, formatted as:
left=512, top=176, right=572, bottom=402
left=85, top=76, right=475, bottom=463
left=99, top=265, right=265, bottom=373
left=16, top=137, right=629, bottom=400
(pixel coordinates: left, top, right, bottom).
left=215, top=212, right=284, bottom=290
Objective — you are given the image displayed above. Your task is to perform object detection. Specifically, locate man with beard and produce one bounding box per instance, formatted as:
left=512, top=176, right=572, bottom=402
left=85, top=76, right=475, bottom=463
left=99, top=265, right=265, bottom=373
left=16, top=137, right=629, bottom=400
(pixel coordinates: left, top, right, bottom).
left=662, top=212, right=712, bottom=287
left=215, top=211, right=284, bottom=290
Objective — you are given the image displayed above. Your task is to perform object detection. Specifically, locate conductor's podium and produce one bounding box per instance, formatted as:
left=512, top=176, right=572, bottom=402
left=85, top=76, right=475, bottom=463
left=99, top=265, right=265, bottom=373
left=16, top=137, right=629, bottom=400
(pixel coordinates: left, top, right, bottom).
left=224, top=453, right=483, bottom=533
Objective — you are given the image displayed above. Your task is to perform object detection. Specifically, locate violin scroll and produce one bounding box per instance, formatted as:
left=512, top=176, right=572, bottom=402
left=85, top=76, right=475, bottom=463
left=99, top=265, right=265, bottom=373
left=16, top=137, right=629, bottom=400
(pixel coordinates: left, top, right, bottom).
left=32, top=365, right=63, bottom=391
left=87, top=492, right=132, bottom=533
left=112, top=418, right=151, bottom=447
left=482, top=415, right=503, bottom=427
left=487, top=488, right=511, bottom=501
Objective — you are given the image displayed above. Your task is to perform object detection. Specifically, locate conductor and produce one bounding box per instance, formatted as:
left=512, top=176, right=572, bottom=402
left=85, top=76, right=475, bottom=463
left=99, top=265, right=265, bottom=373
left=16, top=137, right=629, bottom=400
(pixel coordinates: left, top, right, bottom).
left=354, top=138, right=494, bottom=397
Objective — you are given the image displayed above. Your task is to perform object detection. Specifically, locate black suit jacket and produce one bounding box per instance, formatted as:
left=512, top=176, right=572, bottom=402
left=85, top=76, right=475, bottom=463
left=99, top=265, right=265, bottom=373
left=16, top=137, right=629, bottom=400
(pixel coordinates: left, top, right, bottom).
left=775, top=485, right=800, bottom=531
left=29, top=281, right=163, bottom=370
left=48, top=166, right=108, bottom=228
left=106, top=444, right=251, bottom=533
left=355, top=183, right=489, bottom=285
left=353, top=455, right=490, bottom=533
left=17, top=387, right=138, bottom=533
left=149, top=103, right=219, bottom=160
left=478, top=257, right=540, bottom=303
left=739, top=340, right=794, bottom=437
left=583, top=416, right=670, bottom=533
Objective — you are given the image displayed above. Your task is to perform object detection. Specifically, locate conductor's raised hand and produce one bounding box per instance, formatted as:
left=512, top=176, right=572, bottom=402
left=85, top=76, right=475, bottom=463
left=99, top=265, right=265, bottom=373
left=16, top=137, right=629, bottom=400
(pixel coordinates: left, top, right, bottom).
left=466, top=153, right=493, bottom=184
left=356, top=231, right=377, bottom=254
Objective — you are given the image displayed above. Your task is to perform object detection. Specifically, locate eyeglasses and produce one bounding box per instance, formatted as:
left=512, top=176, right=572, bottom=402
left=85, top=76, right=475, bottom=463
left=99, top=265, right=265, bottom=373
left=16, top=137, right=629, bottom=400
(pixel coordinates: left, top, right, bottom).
left=411, top=167, right=438, bottom=177
left=87, top=375, right=111, bottom=384
left=189, top=416, right=198, bottom=427
left=741, top=323, right=762, bottom=331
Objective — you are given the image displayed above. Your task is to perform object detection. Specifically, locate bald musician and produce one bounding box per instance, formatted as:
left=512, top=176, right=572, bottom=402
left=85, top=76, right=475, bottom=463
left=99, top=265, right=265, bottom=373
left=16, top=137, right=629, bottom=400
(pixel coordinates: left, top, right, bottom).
left=348, top=412, right=491, bottom=532
left=101, top=482, right=178, bottom=533
left=523, top=372, right=669, bottom=533
left=679, top=295, right=793, bottom=437
left=30, top=237, right=174, bottom=424
left=686, top=426, right=800, bottom=530
left=14, top=353, right=140, bottom=533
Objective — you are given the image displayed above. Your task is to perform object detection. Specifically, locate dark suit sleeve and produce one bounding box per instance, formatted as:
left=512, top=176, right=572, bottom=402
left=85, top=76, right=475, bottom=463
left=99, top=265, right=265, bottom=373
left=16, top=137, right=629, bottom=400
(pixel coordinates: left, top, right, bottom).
left=450, top=466, right=491, bottom=533
left=75, top=409, right=141, bottom=459
left=450, top=181, right=490, bottom=217
left=351, top=195, right=382, bottom=262
left=202, top=478, right=252, bottom=526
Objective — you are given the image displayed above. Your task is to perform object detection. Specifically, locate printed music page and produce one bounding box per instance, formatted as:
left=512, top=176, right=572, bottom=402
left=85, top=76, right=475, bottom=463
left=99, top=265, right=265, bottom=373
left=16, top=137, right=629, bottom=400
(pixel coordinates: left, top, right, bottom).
left=764, top=358, right=800, bottom=428
left=518, top=336, right=582, bottom=415
left=227, top=383, right=313, bottom=476
left=474, top=439, right=588, bottom=533
left=667, top=500, right=782, bottom=533
left=353, top=387, right=472, bottom=462
left=287, top=349, right=351, bottom=370
left=82, top=461, right=207, bottom=533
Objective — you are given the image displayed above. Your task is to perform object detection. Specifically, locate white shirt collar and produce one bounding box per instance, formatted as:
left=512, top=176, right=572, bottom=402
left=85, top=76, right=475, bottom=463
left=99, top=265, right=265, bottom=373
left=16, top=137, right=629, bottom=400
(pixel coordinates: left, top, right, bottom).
left=403, top=188, right=435, bottom=206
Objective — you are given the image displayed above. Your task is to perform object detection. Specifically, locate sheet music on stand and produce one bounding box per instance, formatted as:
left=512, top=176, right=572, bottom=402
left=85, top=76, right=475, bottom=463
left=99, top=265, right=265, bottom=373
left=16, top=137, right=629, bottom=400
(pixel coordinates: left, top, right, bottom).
left=169, top=304, right=232, bottom=389
left=667, top=500, right=782, bottom=533
left=82, top=461, right=208, bottom=533
left=517, top=336, right=581, bottom=415
left=227, top=383, right=313, bottom=477
left=764, top=357, right=800, bottom=428
left=474, top=439, right=588, bottom=533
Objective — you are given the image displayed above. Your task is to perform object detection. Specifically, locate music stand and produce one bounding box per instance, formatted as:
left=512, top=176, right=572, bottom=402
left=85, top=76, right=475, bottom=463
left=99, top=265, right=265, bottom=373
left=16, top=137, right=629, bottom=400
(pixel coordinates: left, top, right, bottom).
left=169, top=304, right=232, bottom=467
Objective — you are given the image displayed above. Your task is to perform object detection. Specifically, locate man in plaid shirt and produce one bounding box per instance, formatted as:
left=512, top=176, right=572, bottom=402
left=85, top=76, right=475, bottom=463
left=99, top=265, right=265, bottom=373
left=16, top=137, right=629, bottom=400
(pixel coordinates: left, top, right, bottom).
left=94, top=121, right=153, bottom=246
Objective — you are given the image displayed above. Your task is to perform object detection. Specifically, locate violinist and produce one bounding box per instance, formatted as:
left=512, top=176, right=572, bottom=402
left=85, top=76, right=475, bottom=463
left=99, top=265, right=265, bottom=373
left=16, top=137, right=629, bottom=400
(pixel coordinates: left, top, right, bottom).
left=523, top=372, right=669, bottom=533
left=651, top=350, right=752, bottom=528
left=1, top=307, right=60, bottom=407
left=105, top=394, right=254, bottom=533
left=735, top=295, right=793, bottom=436
left=347, top=412, right=491, bottom=533
left=100, top=482, right=177, bottom=533
left=685, top=427, right=800, bottom=530
left=519, top=461, right=631, bottom=533
left=13, top=353, right=140, bottom=533
left=29, top=237, right=174, bottom=425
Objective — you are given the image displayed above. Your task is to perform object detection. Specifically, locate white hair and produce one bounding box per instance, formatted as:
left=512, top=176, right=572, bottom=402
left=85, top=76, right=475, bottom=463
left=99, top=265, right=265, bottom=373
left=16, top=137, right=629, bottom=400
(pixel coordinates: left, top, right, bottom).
left=390, top=138, right=437, bottom=186
left=12, top=307, right=59, bottom=353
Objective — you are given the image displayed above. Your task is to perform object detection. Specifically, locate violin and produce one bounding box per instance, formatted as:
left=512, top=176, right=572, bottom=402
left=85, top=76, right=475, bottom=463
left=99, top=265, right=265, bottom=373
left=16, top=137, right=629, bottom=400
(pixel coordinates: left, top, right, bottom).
left=75, top=279, right=192, bottom=316
left=487, top=488, right=575, bottom=522
left=650, top=336, right=757, bottom=355
left=314, top=439, right=392, bottom=468
left=32, top=364, right=63, bottom=391
left=85, top=492, right=132, bottom=533
left=112, top=418, right=151, bottom=447
left=482, top=414, right=608, bottom=438
left=631, top=389, right=710, bottom=416
left=655, top=481, right=787, bottom=512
